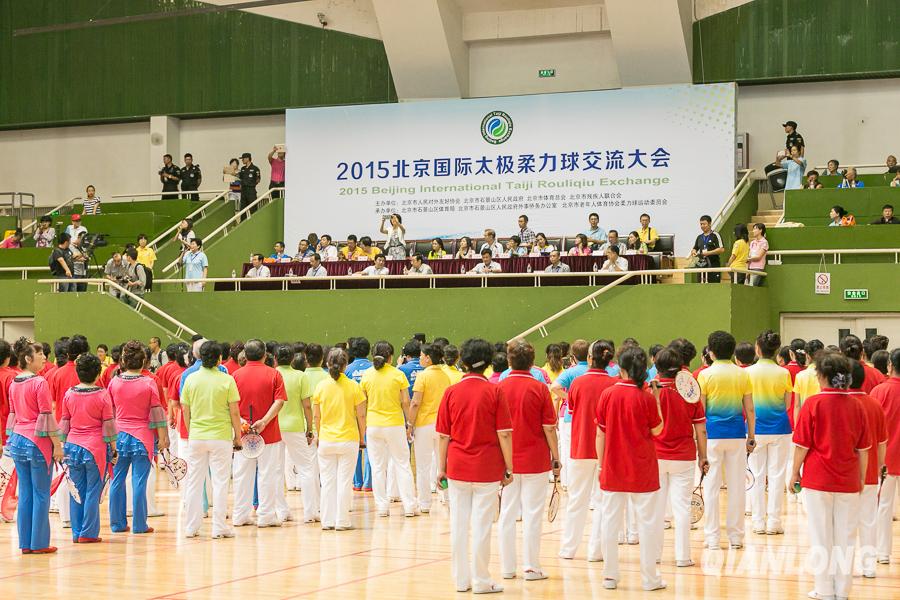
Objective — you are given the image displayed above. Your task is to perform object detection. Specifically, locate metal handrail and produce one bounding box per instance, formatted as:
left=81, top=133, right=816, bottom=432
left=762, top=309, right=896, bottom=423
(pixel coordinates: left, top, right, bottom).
left=0, top=265, right=102, bottom=280
left=161, top=187, right=283, bottom=273
left=711, top=169, right=755, bottom=231
left=768, top=248, right=900, bottom=265
left=21, top=196, right=81, bottom=233
left=148, top=190, right=229, bottom=250
left=36, top=278, right=198, bottom=340
left=812, top=163, right=884, bottom=171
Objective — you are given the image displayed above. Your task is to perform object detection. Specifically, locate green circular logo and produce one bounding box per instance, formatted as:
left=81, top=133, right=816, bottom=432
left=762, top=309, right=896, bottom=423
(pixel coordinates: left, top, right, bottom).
left=481, top=111, right=513, bottom=144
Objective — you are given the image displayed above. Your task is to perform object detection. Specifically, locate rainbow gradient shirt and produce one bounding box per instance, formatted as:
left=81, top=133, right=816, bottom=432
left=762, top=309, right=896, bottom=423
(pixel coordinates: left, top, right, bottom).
left=745, top=359, right=793, bottom=434
left=697, top=360, right=753, bottom=439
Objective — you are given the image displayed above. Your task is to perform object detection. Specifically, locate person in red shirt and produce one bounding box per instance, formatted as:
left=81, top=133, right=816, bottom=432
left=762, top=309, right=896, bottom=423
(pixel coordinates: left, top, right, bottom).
left=222, top=341, right=243, bottom=375
left=847, top=361, right=888, bottom=578
left=38, top=343, right=56, bottom=379
left=651, top=348, right=708, bottom=567
left=0, top=340, right=17, bottom=446
left=497, top=339, right=560, bottom=581
left=871, top=348, right=900, bottom=565
left=155, top=344, right=184, bottom=459
left=436, top=338, right=513, bottom=595
left=790, top=351, right=870, bottom=600
left=558, top=339, right=617, bottom=561
left=692, top=345, right=712, bottom=379
left=840, top=334, right=885, bottom=393
left=596, top=346, right=665, bottom=591
left=232, top=339, right=287, bottom=527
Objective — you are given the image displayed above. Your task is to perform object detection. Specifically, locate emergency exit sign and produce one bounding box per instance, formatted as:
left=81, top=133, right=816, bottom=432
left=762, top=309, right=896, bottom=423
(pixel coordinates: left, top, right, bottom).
left=538, top=69, right=556, bottom=78
left=843, top=289, right=869, bottom=300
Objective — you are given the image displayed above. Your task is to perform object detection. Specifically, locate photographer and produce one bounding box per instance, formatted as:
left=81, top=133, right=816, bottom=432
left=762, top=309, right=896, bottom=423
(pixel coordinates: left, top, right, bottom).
left=70, top=233, right=89, bottom=292
left=104, top=252, right=127, bottom=282
left=119, top=248, right=148, bottom=305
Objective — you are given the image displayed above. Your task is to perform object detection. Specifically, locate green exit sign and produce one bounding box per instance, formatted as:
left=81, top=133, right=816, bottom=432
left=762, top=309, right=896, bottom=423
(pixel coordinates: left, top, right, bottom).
left=843, top=289, right=869, bottom=300
left=538, top=69, right=556, bottom=78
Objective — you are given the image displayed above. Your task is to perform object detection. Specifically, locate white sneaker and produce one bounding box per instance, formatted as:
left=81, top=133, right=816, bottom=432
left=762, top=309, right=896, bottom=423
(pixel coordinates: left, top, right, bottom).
left=62, top=521, right=72, bottom=529
left=876, top=556, right=890, bottom=564
left=602, top=579, right=617, bottom=590
left=524, top=570, right=547, bottom=581
left=643, top=580, right=667, bottom=592
left=184, top=531, right=199, bottom=538
left=676, top=559, right=695, bottom=567
left=502, top=572, right=516, bottom=580
left=212, top=530, right=235, bottom=539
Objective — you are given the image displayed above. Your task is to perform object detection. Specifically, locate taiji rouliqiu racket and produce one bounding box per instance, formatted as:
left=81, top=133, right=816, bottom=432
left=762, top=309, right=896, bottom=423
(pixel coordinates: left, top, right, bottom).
left=494, top=484, right=503, bottom=523
left=745, top=451, right=756, bottom=491
left=548, top=477, right=560, bottom=523
left=49, top=463, right=81, bottom=504
left=0, top=455, right=14, bottom=498
left=877, top=465, right=888, bottom=500
left=240, top=407, right=265, bottom=459
left=159, top=448, right=188, bottom=488
left=675, top=371, right=702, bottom=403
left=100, top=463, right=114, bottom=503
left=690, top=471, right=706, bottom=524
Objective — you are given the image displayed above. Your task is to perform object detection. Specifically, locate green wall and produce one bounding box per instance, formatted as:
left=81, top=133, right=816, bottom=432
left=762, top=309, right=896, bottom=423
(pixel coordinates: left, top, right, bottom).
left=694, top=0, right=900, bottom=84
left=784, top=188, right=900, bottom=226
left=719, top=179, right=760, bottom=248
left=766, top=227, right=900, bottom=263
left=197, top=197, right=284, bottom=278
left=0, top=0, right=396, bottom=129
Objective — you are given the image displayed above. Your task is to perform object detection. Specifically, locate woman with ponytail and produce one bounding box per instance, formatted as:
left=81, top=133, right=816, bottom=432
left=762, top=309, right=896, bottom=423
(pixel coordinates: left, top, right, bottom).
left=6, top=338, right=63, bottom=554
left=840, top=334, right=885, bottom=393
left=783, top=338, right=806, bottom=429
left=558, top=339, right=616, bottom=561
left=745, top=330, right=793, bottom=535
left=794, top=339, right=825, bottom=421
left=313, top=348, right=366, bottom=530
left=360, top=341, right=417, bottom=517
left=790, top=351, right=870, bottom=600
left=596, top=346, right=666, bottom=591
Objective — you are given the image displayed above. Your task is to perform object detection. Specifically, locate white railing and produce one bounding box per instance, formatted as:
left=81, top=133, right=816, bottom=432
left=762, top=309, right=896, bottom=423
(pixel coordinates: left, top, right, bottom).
left=161, top=187, right=282, bottom=273
left=768, top=248, right=900, bottom=265
left=711, top=169, right=755, bottom=232
left=21, top=196, right=81, bottom=233
left=147, top=190, right=229, bottom=250
left=0, top=265, right=102, bottom=280
left=36, top=278, right=198, bottom=340
left=812, top=163, right=884, bottom=172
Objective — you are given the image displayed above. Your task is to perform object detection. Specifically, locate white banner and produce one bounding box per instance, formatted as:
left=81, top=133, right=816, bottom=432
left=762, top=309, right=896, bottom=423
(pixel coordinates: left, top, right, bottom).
left=285, top=84, right=736, bottom=254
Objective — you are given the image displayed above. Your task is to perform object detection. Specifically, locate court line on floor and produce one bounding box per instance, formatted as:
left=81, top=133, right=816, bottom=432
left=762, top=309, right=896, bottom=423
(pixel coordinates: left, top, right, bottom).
left=279, top=556, right=450, bottom=599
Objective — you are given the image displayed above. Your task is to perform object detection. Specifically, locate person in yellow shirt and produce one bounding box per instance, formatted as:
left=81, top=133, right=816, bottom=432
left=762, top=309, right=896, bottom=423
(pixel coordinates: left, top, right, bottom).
left=339, top=235, right=365, bottom=261
left=136, top=234, right=157, bottom=270
left=792, top=339, right=824, bottom=422
left=726, top=224, right=750, bottom=284
left=542, top=343, right=565, bottom=384
left=441, top=345, right=464, bottom=384
left=313, top=348, right=366, bottom=531
left=409, top=343, right=452, bottom=513
left=358, top=236, right=379, bottom=260
left=360, top=341, right=417, bottom=517
left=638, top=213, right=659, bottom=250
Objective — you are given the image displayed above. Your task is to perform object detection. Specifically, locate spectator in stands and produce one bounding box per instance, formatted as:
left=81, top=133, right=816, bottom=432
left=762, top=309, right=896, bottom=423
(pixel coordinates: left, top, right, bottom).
left=625, top=231, right=648, bottom=255
left=637, top=214, right=658, bottom=250
left=65, top=214, right=87, bottom=240
left=82, top=185, right=101, bottom=215
left=746, top=223, right=769, bottom=287
left=782, top=120, right=804, bottom=156
left=174, top=219, right=196, bottom=263
left=727, top=223, right=750, bottom=285
left=568, top=233, right=592, bottom=256
left=517, top=215, right=535, bottom=250
left=380, top=214, right=407, bottom=260
left=871, top=204, right=899, bottom=225
left=33, top=216, right=55, bottom=248
left=270, top=241, right=291, bottom=262
left=224, top=158, right=241, bottom=208
left=778, top=146, right=806, bottom=190
left=180, top=153, right=201, bottom=201
left=49, top=233, right=74, bottom=292
left=159, top=154, right=181, bottom=198
left=359, top=236, right=378, bottom=260
left=599, top=230, right=625, bottom=255
left=691, top=215, right=725, bottom=283
left=892, top=172, right=900, bottom=187
left=530, top=233, right=555, bottom=256
left=803, top=170, right=823, bottom=189
left=306, top=253, right=327, bottom=277
left=428, top=238, right=446, bottom=260
left=837, top=167, right=864, bottom=188
left=479, top=229, right=503, bottom=257
left=294, top=239, right=314, bottom=261
left=455, top=236, right=476, bottom=259
left=0, top=228, right=23, bottom=249
left=886, top=155, right=898, bottom=174
left=318, top=235, right=338, bottom=261
left=135, top=234, right=156, bottom=270
left=470, top=249, right=502, bottom=274
left=70, top=233, right=88, bottom=292
left=268, top=146, right=286, bottom=199
left=358, top=254, right=389, bottom=276
left=246, top=254, right=271, bottom=278
left=505, top=235, right=527, bottom=257
left=339, top=235, right=363, bottom=260
left=183, top=238, right=208, bottom=292
left=104, top=252, right=127, bottom=282
left=238, top=153, right=261, bottom=215
left=583, top=212, right=607, bottom=248
left=828, top=205, right=855, bottom=227
left=119, top=248, right=148, bottom=302
left=599, top=246, right=628, bottom=272
left=408, top=254, right=433, bottom=275
left=823, top=159, right=842, bottom=177
left=544, top=250, right=570, bottom=273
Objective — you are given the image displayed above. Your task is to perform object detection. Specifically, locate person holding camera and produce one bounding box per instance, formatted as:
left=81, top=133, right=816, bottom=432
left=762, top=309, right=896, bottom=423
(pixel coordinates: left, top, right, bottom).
left=70, top=233, right=89, bottom=292
left=690, top=215, right=724, bottom=283
left=119, top=248, right=148, bottom=305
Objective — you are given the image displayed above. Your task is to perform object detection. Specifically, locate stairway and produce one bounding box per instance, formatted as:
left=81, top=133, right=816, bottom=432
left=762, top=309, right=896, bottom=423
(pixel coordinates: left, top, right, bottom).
left=749, top=209, right=783, bottom=228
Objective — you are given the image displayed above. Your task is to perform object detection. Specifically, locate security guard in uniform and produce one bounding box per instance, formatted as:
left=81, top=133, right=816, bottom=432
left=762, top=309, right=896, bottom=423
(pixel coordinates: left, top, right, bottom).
left=238, top=152, right=261, bottom=217
left=159, top=154, right=182, bottom=199
left=181, top=153, right=202, bottom=201
left=783, top=120, right=804, bottom=156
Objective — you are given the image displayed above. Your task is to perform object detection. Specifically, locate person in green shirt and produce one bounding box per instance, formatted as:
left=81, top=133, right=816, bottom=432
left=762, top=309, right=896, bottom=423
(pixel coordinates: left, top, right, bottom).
left=181, top=340, right=242, bottom=539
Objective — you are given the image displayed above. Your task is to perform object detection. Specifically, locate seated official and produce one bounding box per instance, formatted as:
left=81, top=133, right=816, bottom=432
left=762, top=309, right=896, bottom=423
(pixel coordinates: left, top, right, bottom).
left=318, top=234, right=339, bottom=261
left=357, top=253, right=389, bottom=276
left=625, top=231, right=648, bottom=254
left=455, top=236, right=476, bottom=259
left=872, top=204, right=899, bottom=224
left=479, top=229, right=504, bottom=256
left=469, top=249, right=502, bottom=274
left=544, top=250, right=570, bottom=273
left=428, top=238, right=447, bottom=260
left=568, top=233, right=592, bottom=256
left=637, top=213, right=658, bottom=250
left=599, top=246, right=628, bottom=272
left=828, top=205, right=855, bottom=227
left=305, top=253, right=327, bottom=277
left=504, top=235, right=527, bottom=257
left=836, top=167, right=864, bottom=188
left=530, top=232, right=555, bottom=256
left=408, top=253, right=433, bottom=275
left=294, top=239, right=314, bottom=261
left=246, top=254, right=271, bottom=278
left=359, top=235, right=379, bottom=260
left=340, top=234, right=365, bottom=260
left=270, top=241, right=291, bottom=262
left=583, top=212, right=607, bottom=248
left=598, top=230, right=626, bottom=255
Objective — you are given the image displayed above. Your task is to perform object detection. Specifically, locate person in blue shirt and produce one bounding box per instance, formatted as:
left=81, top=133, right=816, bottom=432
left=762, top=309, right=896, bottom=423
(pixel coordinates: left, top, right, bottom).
left=778, top=146, right=807, bottom=190
left=836, top=167, right=864, bottom=188
left=397, top=340, right=423, bottom=396
left=269, top=241, right=291, bottom=261
left=582, top=212, right=607, bottom=250
left=345, top=337, right=373, bottom=491
left=646, top=344, right=664, bottom=381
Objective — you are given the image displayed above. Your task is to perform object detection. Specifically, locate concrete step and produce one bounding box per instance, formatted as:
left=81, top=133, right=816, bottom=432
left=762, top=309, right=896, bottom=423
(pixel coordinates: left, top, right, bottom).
left=756, top=210, right=783, bottom=216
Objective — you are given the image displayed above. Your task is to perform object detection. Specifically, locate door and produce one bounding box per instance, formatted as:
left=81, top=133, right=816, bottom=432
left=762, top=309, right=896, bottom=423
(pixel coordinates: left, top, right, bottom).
left=780, top=313, right=900, bottom=347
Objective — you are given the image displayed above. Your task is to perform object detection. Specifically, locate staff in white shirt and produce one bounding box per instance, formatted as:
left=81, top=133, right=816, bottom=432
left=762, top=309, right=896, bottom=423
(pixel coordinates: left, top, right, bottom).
left=599, top=247, right=628, bottom=272
left=318, top=235, right=339, bottom=261
left=246, top=254, right=271, bottom=278
left=306, top=254, right=328, bottom=277
left=470, top=250, right=502, bottom=274
left=407, top=254, right=434, bottom=275
left=479, top=229, right=504, bottom=257
left=544, top=250, right=571, bottom=273
left=357, top=254, right=390, bottom=276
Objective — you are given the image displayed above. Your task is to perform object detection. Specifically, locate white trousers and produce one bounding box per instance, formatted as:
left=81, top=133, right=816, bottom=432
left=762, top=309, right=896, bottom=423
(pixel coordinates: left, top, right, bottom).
left=704, top=438, right=746, bottom=546
left=317, top=440, right=357, bottom=528
left=559, top=420, right=572, bottom=487
left=876, top=474, right=898, bottom=561
left=232, top=441, right=283, bottom=526
left=184, top=439, right=232, bottom=537
left=656, top=459, right=695, bottom=562
left=601, top=490, right=663, bottom=589
left=284, top=449, right=300, bottom=490
left=126, top=461, right=159, bottom=515
left=367, top=425, right=416, bottom=513
left=804, top=489, right=860, bottom=599
left=53, top=462, right=71, bottom=522
left=179, top=437, right=211, bottom=509
left=282, top=432, right=320, bottom=520
left=499, top=472, right=549, bottom=575
left=559, top=458, right=601, bottom=559
left=857, top=484, right=878, bottom=575
left=167, top=427, right=179, bottom=458
left=413, top=423, right=437, bottom=510
left=748, top=433, right=790, bottom=530
left=449, top=479, right=499, bottom=592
